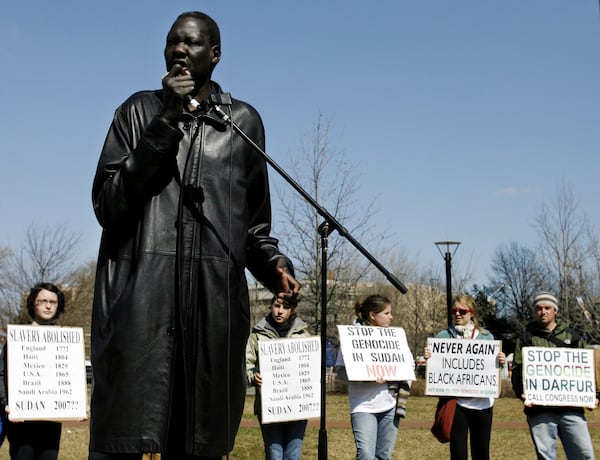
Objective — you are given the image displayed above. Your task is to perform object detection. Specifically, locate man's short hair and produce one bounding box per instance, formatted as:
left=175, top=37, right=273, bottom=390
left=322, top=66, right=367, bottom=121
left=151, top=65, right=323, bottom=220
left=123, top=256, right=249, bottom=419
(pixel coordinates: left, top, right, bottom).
left=176, top=11, right=221, bottom=48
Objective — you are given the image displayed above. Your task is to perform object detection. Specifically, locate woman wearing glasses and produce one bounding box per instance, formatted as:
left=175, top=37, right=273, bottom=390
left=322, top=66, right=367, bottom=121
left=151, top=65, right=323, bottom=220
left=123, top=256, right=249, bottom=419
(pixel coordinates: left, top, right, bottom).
left=424, top=294, right=505, bottom=460
left=0, top=282, right=66, bottom=459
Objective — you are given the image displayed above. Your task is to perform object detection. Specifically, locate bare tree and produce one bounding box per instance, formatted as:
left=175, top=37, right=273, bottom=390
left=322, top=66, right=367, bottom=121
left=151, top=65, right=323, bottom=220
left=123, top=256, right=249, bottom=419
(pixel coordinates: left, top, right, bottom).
left=534, top=182, right=599, bottom=339
left=588, top=229, right=600, bottom=294
left=62, top=260, right=96, bottom=357
left=273, top=113, right=390, bottom=338
left=0, top=246, right=14, bottom=325
left=395, top=276, right=445, bottom=358
left=488, top=241, right=547, bottom=331
left=0, top=222, right=81, bottom=321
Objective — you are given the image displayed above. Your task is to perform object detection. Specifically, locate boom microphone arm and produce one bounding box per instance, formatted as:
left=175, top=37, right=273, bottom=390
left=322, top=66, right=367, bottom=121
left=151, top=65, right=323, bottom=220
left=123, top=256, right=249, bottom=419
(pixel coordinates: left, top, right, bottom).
left=212, top=101, right=408, bottom=295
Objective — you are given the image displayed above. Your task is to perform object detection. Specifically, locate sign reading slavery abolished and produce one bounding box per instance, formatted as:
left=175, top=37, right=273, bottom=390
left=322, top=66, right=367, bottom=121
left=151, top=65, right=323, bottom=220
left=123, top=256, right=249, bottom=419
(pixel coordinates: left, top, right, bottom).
left=337, top=325, right=415, bottom=381
left=259, top=336, right=321, bottom=424
left=425, top=338, right=501, bottom=398
left=522, top=346, right=596, bottom=407
left=7, top=324, right=87, bottom=421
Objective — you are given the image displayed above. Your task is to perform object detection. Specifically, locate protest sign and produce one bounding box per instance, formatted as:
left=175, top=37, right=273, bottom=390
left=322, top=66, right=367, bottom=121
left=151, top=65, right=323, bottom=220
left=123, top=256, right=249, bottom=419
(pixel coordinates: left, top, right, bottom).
left=522, top=346, right=596, bottom=407
left=7, top=324, right=87, bottom=421
left=337, top=325, right=415, bottom=381
left=425, top=338, right=501, bottom=398
left=259, top=336, right=321, bottom=424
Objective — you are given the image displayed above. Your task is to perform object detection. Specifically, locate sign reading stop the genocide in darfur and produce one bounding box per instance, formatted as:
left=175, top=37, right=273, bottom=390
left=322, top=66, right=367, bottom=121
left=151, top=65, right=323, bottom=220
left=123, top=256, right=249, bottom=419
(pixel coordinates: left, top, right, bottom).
left=425, top=338, right=501, bottom=398
left=337, top=325, right=415, bottom=381
left=522, top=346, right=596, bottom=407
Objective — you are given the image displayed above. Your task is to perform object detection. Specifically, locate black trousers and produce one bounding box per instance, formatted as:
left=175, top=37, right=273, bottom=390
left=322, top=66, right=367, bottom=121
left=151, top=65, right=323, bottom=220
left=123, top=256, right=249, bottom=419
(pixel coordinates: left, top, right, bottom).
left=6, top=420, right=61, bottom=460
left=449, top=404, right=493, bottom=460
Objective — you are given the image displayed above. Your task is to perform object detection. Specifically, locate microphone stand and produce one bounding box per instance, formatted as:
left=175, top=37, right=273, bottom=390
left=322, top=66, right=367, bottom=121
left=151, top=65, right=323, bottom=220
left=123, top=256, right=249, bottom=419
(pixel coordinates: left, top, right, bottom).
left=213, top=103, right=408, bottom=460
left=318, top=221, right=330, bottom=460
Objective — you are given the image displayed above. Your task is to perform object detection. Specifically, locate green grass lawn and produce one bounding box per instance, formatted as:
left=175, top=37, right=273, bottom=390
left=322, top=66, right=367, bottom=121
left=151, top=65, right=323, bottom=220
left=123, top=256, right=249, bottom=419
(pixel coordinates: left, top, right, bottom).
left=1, top=394, right=599, bottom=459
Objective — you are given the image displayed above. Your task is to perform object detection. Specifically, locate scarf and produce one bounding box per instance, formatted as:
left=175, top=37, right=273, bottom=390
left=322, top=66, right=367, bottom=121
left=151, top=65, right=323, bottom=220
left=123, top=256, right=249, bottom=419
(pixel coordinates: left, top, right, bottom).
left=454, top=322, right=475, bottom=339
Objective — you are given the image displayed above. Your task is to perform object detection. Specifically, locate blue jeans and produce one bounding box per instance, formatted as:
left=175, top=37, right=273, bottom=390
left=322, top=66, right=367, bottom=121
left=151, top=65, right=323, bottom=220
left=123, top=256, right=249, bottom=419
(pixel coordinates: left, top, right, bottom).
left=351, top=407, right=398, bottom=460
left=527, top=409, right=595, bottom=460
left=260, top=420, right=307, bottom=460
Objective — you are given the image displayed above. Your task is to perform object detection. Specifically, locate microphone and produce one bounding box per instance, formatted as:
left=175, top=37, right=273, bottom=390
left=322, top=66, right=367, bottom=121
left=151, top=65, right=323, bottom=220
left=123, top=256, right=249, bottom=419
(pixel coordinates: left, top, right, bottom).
left=183, top=92, right=233, bottom=129
left=207, top=93, right=233, bottom=126
left=212, top=105, right=231, bottom=126
left=186, top=96, right=201, bottom=110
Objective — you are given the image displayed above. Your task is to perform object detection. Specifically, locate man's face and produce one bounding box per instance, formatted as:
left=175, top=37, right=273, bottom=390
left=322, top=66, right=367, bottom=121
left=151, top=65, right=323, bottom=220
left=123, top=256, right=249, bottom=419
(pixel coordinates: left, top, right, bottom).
left=535, top=303, right=557, bottom=328
left=164, top=17, right=220, bottom=84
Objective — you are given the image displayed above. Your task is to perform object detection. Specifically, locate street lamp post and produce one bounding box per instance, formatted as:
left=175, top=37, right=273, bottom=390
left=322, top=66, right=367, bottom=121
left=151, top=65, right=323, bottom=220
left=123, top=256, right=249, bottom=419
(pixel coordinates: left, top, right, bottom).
left=435, top=241, right=461, bottom=327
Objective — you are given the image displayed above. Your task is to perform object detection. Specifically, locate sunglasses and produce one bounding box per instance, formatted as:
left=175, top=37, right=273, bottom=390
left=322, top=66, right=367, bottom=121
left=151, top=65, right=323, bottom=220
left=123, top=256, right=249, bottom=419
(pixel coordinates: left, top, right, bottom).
left=452, top=308, right=470, bottom=315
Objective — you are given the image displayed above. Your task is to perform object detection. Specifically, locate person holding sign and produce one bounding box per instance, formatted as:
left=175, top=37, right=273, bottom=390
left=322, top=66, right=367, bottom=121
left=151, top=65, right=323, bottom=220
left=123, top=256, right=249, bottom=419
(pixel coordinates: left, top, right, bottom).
left=0, top=283, right=66, bottom=460
left=246, top=296, right=311, bottom=460
left=511, top=292, right=596, bottom=460
left=424, top=294, right=505, bottom=460
left=335, top=295, right=408, bottom=460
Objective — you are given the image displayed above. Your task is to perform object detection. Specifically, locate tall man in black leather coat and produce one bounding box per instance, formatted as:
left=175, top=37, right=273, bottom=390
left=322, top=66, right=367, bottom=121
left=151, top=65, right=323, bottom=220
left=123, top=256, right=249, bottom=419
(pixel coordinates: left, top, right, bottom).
left=89, top=11, right=300, bottom=460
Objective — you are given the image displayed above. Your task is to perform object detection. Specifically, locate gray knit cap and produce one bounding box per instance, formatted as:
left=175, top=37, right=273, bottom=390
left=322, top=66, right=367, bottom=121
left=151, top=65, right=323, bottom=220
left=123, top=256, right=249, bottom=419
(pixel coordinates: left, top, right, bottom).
left=533, top=292, right=559, bottom=311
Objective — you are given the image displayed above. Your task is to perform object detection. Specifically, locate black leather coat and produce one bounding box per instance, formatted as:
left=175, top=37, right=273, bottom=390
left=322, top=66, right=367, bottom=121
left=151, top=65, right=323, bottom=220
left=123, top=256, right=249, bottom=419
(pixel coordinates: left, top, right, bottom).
left=90, top=82, right=289, bottom=456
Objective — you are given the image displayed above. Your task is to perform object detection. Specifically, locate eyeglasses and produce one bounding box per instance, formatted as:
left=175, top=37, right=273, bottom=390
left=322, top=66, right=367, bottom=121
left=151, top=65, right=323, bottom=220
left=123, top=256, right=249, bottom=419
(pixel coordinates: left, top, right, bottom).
left=452, top=308, right=470, bottom=315
left=36, top=299, right=58, bottom=306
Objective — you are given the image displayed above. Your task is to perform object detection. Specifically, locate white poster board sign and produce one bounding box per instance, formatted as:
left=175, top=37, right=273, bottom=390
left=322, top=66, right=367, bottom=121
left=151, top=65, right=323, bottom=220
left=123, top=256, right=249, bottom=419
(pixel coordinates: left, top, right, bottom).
left=425, top=338, right=501, bottom=398
left=337, top=325, right=415, bottom=381
left=7, top=325, right=87, bottom=421
left=259, top=336, right=321, bottom=424
left=522, top=346, right=596, bottom=407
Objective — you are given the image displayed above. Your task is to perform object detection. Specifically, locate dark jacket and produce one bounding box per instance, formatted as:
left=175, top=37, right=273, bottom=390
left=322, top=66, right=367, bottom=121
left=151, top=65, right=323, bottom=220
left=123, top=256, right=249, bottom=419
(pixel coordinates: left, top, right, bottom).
left=90, top=82, right=290, bottom=456
left=511, top=318, right=586, bottom=414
